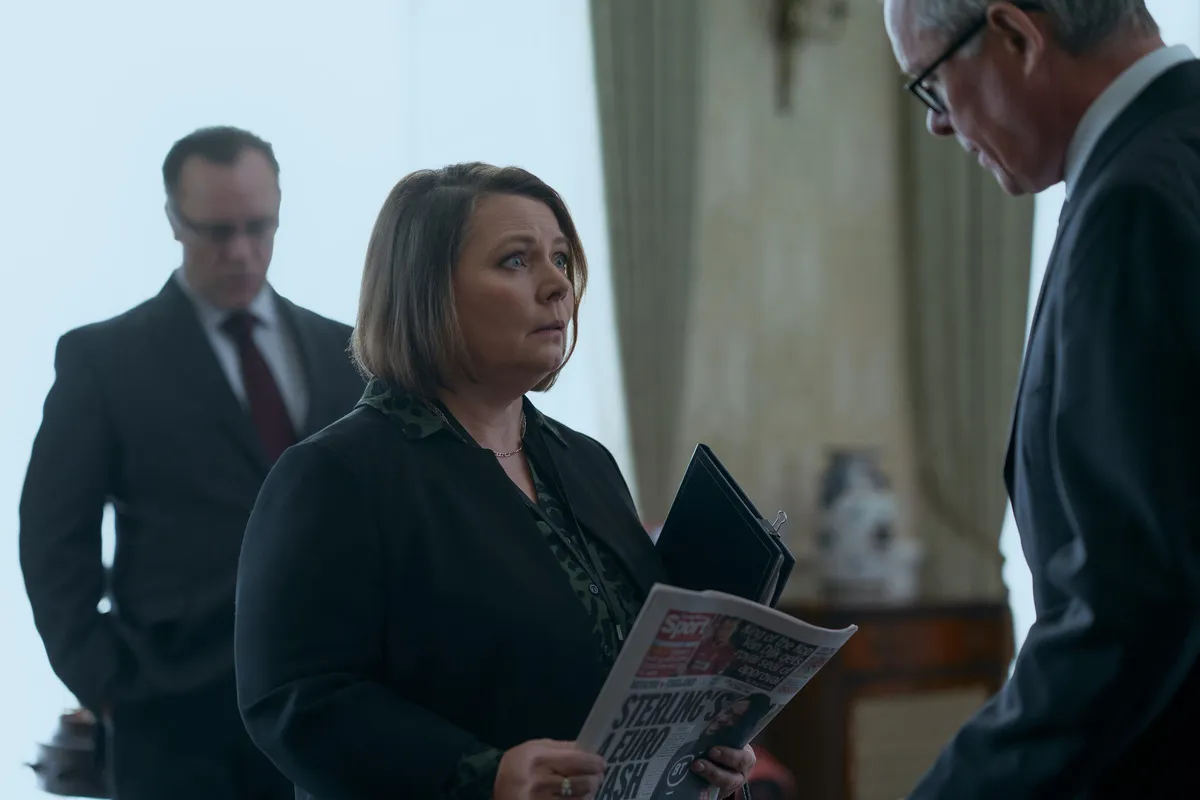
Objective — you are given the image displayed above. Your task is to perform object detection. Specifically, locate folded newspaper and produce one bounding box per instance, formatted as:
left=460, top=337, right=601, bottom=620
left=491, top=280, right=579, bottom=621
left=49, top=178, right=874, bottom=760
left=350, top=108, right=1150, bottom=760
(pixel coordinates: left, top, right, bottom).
left=578, top=583, right=857, bottom=800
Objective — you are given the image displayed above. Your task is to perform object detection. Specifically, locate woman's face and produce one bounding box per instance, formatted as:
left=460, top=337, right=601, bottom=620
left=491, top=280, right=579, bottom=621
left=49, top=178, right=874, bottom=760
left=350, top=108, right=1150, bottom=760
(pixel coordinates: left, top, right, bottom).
left=451, top=193, right=575, bottom=394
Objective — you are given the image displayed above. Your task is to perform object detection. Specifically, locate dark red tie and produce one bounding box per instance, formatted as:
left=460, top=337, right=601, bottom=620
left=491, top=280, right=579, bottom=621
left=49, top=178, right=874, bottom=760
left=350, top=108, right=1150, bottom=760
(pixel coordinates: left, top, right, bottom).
left=221, top=311, right=296, bottom=463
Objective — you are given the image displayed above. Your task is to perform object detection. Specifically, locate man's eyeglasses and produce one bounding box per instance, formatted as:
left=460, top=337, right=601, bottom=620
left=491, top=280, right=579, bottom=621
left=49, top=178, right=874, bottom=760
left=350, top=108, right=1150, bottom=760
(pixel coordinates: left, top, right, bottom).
left=169, top=204, right=278, bottom=246
left=904, top=2, right=1043, bottom=115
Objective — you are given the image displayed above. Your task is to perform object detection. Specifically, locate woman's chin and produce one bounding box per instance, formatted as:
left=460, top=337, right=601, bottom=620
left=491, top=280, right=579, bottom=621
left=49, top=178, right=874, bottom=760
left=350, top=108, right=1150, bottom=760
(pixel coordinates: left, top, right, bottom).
left=535, top=344, right=567, bottom=369
left=518, top=356, right=565, bottom=389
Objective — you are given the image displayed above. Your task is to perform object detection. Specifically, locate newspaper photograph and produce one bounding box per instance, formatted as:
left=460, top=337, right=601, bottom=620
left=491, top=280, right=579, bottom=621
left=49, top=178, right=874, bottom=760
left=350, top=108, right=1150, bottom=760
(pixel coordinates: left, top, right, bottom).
left=577, top=584, right=857, bottom=800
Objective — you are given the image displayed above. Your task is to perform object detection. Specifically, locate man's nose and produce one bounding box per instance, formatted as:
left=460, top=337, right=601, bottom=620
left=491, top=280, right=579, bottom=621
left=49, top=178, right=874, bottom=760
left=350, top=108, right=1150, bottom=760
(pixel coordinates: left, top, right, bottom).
left=226, top=231, right=255, bottom=261
left=927, top=108, right=954, bottom=137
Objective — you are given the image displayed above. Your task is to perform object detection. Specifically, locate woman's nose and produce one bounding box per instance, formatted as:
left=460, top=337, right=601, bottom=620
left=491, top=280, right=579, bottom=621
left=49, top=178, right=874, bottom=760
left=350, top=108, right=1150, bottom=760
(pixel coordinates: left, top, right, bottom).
left=540, top=261, right=571, bottom=300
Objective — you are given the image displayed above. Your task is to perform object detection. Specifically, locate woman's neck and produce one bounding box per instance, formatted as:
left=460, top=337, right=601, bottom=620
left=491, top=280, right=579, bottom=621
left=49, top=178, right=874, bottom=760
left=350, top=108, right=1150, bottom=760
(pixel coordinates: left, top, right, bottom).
left=436, top=386, right=525, bottom=455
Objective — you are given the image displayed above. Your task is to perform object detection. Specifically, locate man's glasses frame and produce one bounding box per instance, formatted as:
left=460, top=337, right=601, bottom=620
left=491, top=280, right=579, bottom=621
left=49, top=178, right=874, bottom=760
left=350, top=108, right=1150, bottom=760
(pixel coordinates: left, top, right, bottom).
left=904, top=2, right=1044, bottom=115
left=167, top=202, right=278, bottom=246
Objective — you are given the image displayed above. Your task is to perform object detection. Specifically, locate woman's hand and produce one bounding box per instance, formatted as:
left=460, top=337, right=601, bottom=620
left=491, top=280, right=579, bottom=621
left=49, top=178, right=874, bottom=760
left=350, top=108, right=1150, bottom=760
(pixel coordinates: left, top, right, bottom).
left=494, top=739, right=606, bottom=799
left=691, top=744, right=756, bottom=798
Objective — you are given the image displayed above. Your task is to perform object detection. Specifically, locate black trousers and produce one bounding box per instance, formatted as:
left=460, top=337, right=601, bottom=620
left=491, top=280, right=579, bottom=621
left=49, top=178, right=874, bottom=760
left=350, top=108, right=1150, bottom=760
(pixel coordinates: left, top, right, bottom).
left=107, top=677, right=292, bottom=800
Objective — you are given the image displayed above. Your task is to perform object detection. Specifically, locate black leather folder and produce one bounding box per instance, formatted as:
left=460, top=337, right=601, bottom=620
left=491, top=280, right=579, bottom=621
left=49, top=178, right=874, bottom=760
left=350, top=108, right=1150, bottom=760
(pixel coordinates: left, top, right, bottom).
left=655, top=444, right=795, bottom=607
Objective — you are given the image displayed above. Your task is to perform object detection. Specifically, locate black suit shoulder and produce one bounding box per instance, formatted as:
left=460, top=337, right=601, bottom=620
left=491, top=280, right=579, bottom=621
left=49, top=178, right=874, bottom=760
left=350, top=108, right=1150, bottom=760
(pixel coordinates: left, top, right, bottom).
left=277, top=298, right=352, bottom=336
left=303, top=402, right=629, bottom=494
left=55, top=287, right=358, bottom=388
left=1077, top=62, right=1200, bottom=217
left=544, top=415, right=615, bottom=454
left=276, top=297, right=354, bottom=351
left=1063, top=101, right=1200, bottom=355
left=59, top=284, right=352, bottom=341
left=292, top=400, right=655, bottom=598
left=539, top=415, right=641, bottom=508
left=55, top=294, right=161, bottom=356
left=1089, top=126, right=1200, bottom=209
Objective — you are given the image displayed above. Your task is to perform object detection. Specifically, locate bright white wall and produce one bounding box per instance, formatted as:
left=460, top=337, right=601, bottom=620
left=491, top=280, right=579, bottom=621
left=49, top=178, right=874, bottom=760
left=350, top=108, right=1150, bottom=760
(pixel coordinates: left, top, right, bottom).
left=0, top=1, right=628, bottom=796
left=1001, top=1, right=1200, bottom=659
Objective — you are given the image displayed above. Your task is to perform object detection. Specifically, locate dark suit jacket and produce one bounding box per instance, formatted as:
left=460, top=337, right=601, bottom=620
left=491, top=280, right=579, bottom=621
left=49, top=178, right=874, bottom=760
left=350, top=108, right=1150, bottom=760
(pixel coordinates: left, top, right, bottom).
left=911, top=61, right=1200, bottom=799
left=19, top=277, right=365, bottom=713
left=234, top=400, right=667, bottom=800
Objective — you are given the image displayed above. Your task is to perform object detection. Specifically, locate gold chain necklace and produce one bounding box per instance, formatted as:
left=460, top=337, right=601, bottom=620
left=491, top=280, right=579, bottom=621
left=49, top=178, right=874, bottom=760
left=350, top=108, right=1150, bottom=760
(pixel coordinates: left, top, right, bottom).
left=427, top=402, right=526, bottom=459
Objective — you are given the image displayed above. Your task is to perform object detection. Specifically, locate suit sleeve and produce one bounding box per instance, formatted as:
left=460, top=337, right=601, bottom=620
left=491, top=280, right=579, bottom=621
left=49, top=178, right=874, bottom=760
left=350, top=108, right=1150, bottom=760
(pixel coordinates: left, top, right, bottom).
left=235, top=439, right=497, bottom=799
left=909, top=183, right=1200, bottom=798
left=18, top=332, right=123, bottom=713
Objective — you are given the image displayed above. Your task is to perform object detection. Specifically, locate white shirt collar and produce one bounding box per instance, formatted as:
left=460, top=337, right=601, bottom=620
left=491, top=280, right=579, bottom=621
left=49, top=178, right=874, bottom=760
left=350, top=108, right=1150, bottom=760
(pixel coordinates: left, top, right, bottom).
left=173, top=267, right=279, bottom=330
left=1064, top=44, right=1194, bottom=196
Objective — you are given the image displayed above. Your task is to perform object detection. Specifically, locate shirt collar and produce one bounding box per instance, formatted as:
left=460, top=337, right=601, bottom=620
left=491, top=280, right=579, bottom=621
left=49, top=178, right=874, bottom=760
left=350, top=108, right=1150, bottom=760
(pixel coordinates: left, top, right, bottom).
left=173, top=267, right=278, bottom=330
left=1064, top=44, right=1194, bottom=196
left=357, top=378, right=567, bottom=446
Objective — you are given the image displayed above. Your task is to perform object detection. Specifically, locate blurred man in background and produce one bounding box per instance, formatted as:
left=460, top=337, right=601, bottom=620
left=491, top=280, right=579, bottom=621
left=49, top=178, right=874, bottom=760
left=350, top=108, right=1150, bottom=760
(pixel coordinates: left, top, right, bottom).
left=19, top=125, right=364, bottom=799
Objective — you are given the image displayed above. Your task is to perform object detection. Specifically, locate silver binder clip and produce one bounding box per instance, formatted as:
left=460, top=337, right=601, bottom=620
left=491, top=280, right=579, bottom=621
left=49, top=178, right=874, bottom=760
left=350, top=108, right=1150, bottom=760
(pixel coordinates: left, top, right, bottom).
left=770, top=510, right=788, bottom=533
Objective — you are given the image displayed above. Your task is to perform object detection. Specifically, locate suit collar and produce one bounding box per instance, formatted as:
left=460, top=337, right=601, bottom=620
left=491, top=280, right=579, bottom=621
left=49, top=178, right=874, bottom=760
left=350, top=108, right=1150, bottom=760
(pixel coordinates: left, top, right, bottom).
left=1040, top=59, right=1200, bottom=352
left=523, top=421, right=662, bottom=596
left=273, top=294, right=337, bottom=437
left=152, top=277, right=272, bottom=470
left=151, top=277, right=334, bottom=469
left=358, top=379, right=660, bottom=595
left=530, top=405, right=568, bottom=446
left=1072, top=58, right=1200, bottom=200
left=172, top=267, right=281, bottom=331
left=1065, top=45, right=1194, bottom=196
left=356, top=379, right=568, bottom=447
left=356, top=380, right=443, bottom=438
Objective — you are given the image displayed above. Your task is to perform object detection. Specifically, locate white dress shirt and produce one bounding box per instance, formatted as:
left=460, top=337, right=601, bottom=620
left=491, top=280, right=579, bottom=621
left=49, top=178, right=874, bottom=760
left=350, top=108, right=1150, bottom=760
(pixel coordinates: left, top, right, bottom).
left=174, top=268, right=309, bottom=431
left=1064, top=44, right=1195, bottom=196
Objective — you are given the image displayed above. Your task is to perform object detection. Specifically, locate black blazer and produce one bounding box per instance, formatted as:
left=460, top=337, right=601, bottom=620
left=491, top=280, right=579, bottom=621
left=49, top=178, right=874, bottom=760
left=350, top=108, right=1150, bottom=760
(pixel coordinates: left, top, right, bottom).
left=912, top=61, right=1200, bottom=799
left=18, top=277, right=365, bottom=713
left=234, top=400, right=667, bottom=799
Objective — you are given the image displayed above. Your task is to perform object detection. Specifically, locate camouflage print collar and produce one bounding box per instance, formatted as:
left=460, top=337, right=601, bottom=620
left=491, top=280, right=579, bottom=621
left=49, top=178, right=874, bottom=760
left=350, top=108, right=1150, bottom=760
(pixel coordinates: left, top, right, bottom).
left=356, top=379, right=445, bottom=439
left=357, top=378, right=567, bottom=446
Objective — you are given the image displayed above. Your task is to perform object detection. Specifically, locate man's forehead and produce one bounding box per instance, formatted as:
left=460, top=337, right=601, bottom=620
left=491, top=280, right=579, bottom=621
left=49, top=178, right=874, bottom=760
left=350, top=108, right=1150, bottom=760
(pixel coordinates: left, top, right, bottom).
left=883, top=0, right=941, bottom=74
left=175, top=160, right=280, bottom=218
left=897, top=33, right=945, bottom=77
left=178, top=153, right=278, bottom=197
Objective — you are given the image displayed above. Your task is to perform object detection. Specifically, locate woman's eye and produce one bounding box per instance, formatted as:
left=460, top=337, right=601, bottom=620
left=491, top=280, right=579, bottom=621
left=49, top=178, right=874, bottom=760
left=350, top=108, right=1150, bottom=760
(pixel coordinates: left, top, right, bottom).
left=501, top=254, right=526, bottom=269
left=553, top=253, right=570, bottom=271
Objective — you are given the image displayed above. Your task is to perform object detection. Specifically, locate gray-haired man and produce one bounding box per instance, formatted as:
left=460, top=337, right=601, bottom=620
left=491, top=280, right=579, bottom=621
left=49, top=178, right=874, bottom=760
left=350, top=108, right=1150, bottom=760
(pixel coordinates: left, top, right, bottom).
left=885, top=1, right=1200, bottom=797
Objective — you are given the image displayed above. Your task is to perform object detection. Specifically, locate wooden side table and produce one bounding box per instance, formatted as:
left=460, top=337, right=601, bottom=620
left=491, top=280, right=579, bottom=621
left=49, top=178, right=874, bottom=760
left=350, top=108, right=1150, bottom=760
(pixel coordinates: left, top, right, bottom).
left=760, top=601, right=1012, bottom=800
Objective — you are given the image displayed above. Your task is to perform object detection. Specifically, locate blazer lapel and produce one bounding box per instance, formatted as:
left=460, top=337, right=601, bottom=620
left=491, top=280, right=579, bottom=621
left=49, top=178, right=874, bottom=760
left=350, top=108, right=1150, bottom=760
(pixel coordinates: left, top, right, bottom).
left=1003, top=199, right=1075, bottom=491
left=274, top=295, right=334, bottom=438
left=524, top=413, right=664, bottom=597
left=149, top=277, right=270, bottom=472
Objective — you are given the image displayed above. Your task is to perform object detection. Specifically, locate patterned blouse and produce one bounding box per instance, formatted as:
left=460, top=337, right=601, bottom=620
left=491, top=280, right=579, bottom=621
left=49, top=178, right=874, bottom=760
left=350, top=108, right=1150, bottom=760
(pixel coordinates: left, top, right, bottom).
left=357, top=380, right=645, bottom=799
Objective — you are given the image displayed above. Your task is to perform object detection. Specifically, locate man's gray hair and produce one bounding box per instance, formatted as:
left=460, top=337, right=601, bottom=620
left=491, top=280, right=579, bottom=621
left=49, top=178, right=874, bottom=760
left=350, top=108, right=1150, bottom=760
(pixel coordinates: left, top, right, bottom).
left=914, top=0, right=1158, bottom=53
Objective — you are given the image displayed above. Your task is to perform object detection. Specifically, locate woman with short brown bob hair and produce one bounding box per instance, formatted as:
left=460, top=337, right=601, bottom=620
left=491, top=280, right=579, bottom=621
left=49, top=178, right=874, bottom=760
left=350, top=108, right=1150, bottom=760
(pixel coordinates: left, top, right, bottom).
left=234, top=163, right=755, bottom=800
left=353, top=162, right=586, bottom=398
